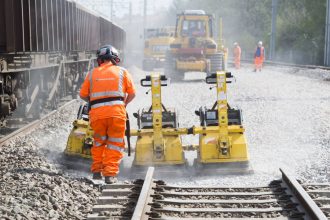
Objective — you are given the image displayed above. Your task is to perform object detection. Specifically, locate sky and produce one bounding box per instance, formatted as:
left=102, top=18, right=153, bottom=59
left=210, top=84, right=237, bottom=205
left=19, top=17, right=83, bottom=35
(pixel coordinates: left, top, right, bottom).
left=75, top=0, right=173, bottom=20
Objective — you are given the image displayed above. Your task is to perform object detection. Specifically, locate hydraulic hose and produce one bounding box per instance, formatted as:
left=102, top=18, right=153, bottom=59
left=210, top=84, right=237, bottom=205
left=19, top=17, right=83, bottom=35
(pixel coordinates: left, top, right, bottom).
left=126, top=112, right=131, bottom=156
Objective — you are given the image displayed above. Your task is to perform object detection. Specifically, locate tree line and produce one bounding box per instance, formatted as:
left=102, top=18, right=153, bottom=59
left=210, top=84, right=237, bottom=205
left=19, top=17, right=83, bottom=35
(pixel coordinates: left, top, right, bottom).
left=167, top=0, right=326, bottom=65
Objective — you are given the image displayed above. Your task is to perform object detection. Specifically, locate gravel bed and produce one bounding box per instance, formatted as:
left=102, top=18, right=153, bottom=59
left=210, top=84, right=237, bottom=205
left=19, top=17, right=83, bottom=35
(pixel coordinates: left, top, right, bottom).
left=126, top=65, right=330, bottom=186
left=0, top=101, right=100, bottom=220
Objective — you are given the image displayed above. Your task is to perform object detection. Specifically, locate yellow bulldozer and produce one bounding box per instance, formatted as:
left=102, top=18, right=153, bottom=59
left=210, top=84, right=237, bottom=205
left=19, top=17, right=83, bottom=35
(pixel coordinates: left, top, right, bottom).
left=165, top=10, right=226, bottom=79
left=142, top=27, right=175, bottom=71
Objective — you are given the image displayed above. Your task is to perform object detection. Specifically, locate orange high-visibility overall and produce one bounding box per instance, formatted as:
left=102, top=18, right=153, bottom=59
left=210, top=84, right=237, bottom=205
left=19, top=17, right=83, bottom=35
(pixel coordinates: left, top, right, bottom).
left=80, top=62, right=135, bottom=177
left=233, top=46, right=241, bottom=69
left=254, top=46, right=265, bottom=71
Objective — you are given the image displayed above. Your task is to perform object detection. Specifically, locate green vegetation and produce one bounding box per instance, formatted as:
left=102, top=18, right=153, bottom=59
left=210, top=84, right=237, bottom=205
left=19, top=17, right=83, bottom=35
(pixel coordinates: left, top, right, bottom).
left=167, top=0, right=326, bottom=65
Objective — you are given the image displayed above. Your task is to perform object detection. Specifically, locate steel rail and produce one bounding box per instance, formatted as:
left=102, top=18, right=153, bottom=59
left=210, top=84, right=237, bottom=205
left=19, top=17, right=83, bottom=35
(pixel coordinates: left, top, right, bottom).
left=228, top=58, right=330, bottom=71
left=131, top=167, right=155, bottom=220
left=0, top=99, right=78, bottom=146
left=280, top=168, right=328, bottom=220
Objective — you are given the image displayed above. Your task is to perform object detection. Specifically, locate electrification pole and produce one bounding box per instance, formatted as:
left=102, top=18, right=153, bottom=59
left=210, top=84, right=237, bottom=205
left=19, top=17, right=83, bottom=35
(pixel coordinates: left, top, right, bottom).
left=110, top=0, right=113, bottom=21
left=270, top=0, right=278, bottom=60
left=129, top=2, right=132, bottom=25
left=324, top=0, right=330, bottom=66
left=143, top=0, right=147, bottom=29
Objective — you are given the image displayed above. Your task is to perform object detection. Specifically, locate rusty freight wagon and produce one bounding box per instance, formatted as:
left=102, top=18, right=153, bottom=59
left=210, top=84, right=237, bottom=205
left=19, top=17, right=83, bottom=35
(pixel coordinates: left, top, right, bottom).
left=0, top=0, right=125, bottom=126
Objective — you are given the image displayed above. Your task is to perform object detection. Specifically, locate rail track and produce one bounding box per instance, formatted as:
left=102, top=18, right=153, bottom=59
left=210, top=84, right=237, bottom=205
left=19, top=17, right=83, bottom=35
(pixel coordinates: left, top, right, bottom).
left=229, top=58, right=330, bottom=71
left=88, top=167, right=329, bottom=220
left=0, top=99, right=77, bottom=146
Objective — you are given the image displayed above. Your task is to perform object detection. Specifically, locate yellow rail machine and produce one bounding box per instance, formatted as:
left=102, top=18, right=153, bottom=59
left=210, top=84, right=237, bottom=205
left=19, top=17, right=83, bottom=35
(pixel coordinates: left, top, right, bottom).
left=194, top=71, right=250, bottom=172
left=131, top=73, right=187, bottom=166
left=143, top=27, right=175, bottom=71
left=63, top=72, right=250, bottom=174
left=64, top=104, right=93, bottom=159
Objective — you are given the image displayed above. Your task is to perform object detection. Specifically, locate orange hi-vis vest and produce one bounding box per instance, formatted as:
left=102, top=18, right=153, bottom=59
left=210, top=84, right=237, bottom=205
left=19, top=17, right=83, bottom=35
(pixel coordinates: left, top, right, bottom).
left=80, top=62, right=135, bottom=122
left=89, top=64, right=125, bottom=109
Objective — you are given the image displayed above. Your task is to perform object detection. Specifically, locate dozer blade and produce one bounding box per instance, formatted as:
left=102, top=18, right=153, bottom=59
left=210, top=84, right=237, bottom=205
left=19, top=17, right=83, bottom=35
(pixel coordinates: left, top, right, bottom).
left=192, top=160, right=253, bottom=176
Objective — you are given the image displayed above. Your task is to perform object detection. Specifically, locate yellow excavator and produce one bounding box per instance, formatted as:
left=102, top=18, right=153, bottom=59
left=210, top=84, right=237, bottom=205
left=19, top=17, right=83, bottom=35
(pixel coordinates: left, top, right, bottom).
left=64, top=72, right=249, bottom=174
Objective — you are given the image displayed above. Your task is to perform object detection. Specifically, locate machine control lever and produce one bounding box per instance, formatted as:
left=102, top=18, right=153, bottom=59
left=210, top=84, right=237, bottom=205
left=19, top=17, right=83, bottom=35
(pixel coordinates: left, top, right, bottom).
left=141, top=74, right=169, bottom=87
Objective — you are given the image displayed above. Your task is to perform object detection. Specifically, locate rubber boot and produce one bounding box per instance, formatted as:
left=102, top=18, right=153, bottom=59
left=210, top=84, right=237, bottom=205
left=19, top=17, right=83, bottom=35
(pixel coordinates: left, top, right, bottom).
left=93, top=172, right=102, bottom=180
left=105, top=176, right=118, bottom=184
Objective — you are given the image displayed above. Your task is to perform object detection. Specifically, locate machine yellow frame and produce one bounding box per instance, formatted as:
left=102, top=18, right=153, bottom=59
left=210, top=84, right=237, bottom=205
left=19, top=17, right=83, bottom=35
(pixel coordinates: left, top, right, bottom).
left=64, top=119, right=93, bottom=159
left=217, top=17, right=228, bottom=70
left=132, top=73, right=186, bottom=166
left=194, top=71, right=249, bottom=163
left=131, top=71, right=249, bottom=166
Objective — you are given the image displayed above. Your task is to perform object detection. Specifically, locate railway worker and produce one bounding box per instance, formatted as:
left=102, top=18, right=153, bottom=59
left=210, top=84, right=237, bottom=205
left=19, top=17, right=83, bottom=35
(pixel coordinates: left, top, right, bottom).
left=233, top=42, right=241, bottom=69
left=80, top=45, right=136, bottom=184
left=253, top=41, right=265, bottom=72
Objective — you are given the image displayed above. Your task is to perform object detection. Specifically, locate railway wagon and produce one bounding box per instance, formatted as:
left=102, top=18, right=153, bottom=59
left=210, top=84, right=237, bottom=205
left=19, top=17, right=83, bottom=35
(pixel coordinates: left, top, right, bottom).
left=0, top=0, right=126, bottom=126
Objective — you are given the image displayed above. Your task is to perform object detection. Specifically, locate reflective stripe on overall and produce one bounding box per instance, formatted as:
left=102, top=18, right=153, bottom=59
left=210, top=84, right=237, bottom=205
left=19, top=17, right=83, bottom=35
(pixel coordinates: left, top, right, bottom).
left=93, top=135, right=124, bottom=149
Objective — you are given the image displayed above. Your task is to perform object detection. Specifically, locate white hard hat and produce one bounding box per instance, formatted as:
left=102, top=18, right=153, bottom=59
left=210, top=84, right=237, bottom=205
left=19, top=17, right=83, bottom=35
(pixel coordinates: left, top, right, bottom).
left=258, top=41, right=263, bottom=46
left=234, top=42, right=238, bottom=46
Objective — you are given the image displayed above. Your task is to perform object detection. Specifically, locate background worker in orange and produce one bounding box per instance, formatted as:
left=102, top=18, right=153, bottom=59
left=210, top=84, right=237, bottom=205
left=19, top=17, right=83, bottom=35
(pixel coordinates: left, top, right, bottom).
left=80, top=45, right=136, bottom=184
left=233, top=42, right=241, bottom=69
left=254, top=41, right=265, bottom=72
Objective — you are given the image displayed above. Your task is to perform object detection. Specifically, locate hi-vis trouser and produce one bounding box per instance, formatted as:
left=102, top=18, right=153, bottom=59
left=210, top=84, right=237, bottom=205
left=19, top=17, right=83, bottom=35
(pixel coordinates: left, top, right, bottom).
left=90, top=117, right=125, bottom=177
left=234, top=56, right=241, bottom=69
left=255, top=57, right=264, bottom=70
